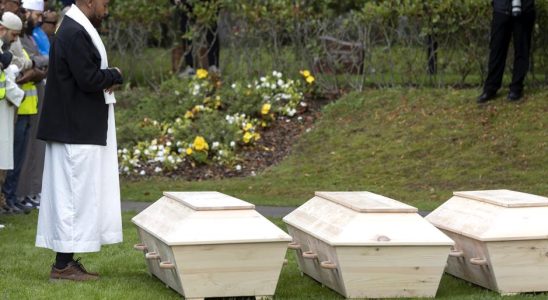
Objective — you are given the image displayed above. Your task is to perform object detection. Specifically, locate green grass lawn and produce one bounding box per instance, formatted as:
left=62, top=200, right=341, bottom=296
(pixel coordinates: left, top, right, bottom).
left=121, top=88, right=548, bottom=211
left=1, top=212, right=546, bottom=299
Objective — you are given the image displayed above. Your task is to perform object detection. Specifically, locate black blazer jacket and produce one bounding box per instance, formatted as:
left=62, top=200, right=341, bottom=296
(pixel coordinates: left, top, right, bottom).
left=492, top=0, right=535, bottom=15
left=37, top=16, right=123, bottom=146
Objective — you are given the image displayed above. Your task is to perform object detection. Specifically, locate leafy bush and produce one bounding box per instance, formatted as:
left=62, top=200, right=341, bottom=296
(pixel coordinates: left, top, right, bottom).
left=117, top=69, right=315, bottom=176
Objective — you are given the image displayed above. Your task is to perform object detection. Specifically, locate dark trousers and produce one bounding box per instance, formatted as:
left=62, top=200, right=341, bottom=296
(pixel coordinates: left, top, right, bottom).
left=179, top=6, right=220, bottom=69
left=2, top=115, right=30, bottom=206
left=483, top=10, right=536, bottom=94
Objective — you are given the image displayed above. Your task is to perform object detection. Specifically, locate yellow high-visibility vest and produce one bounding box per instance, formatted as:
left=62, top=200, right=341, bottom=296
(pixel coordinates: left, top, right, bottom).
left=17, top=50, right=38, bottom=115
left=0, top=72, right=6, bottom=100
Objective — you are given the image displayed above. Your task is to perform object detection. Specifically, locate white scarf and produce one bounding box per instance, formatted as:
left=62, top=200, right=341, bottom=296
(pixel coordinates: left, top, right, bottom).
left=65, top=4, right=116, bottom=104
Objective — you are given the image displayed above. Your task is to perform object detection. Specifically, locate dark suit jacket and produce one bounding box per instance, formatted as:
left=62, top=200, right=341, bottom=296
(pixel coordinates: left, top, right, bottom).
left=493, top=0, right=535, bottom=15
left=37, top=16, right=123, bottom=145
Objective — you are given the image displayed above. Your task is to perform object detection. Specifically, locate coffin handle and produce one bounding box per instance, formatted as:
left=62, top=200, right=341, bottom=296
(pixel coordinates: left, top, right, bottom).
left=288, top=242, right=301, bottom=250
left=470, top=257, right=488, bottom=266
left=145, top=252, right=160, bottom=260
left=133, top=243, right=148, bottom=252
left=449, top=249, right=464, bottom=257
left=320, top=261, right=337, bottom=270
left=302, top=251, right=318, bottom=259
left=159, top=261, right=176, bottom=269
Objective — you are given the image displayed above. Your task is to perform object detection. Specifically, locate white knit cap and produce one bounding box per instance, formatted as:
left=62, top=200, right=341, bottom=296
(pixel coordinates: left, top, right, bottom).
left=0, top=12, right=23, bottom=31
left=22, top=0, right=44, bottom=12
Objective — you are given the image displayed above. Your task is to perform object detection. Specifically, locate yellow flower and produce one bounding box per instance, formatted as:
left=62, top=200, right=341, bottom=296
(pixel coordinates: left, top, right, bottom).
left=261, top=121, right=267, bottom=127
left=196, top=69, right=208, bottom=79
left=186, top=148, right=193, bottom=155
left=243, top=132, right=254, bottom=144
left=244, top=123, right=253, bottom=131
left=184, top=111, right=194, bottom=119
left=193, top=136, right=209, bottom=151
left=261, top=103, right=271, bottom=115
left=306, top=75, right=315, bottom=84
left=300, top=70, right=311, bottom=78
left=254, top=133, right=261, bottom=141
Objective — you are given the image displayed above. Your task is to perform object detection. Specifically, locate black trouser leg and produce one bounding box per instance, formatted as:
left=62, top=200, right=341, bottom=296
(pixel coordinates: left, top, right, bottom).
left=206, top=18, right=220, bottom=67
left=179, top=6, right=194, bottom=69
left=55, top=252, right=74, bottom=269
left=483, top=12, right=513, bottom=94
left=509, top=10, right=536, bottom=93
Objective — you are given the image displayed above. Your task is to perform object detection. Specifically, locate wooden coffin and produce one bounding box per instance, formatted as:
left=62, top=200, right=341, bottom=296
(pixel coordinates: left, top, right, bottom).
left=426, top=189, right=548, bottom=295
left=283, top=191, right=454, bottom=299
left=132, top=192, right=292, bottom=300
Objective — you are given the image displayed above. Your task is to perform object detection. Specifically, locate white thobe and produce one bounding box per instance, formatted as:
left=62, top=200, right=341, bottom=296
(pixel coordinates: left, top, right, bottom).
left=0, top=65, right=25, bottom=170
left=35, top=105, right=123, bottom=253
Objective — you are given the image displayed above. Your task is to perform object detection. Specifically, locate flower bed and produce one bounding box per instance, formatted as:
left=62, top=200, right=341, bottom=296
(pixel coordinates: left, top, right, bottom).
left=117, top=69, right=317, bottom=177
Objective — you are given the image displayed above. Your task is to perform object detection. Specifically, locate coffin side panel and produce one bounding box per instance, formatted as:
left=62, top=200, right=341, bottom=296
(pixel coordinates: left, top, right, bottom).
left=173, top=242, right=287, bottom=298
left=442, top=230, right=498, bottom=291
left=488, top=240, right=548, bottom=294
left=137, top=228, right=184, bottom=295
left=287, top=226, right=346, bottom=296
left=336, top=246, right=449, bottom=298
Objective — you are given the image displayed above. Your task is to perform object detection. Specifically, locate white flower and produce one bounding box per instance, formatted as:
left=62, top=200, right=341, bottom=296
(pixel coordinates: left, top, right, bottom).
left=235, top=165, right=242, bottom=171
left=287, top=108, right=297, bottom=117
left=306, top=128, right=312, bottom=133
left=277, top=79, right=284, bottom=86
left=149, top=145, right=158, bottom=151
left=167, top=128, right=174, bottom=134
left=175, top=118, right=182, bottom=123
left=151, top=139, right=158, bottom=145
left=139, top=170, right=146, bottom=176
left=219, top=150, right=224, bottom=156
left=166, top=141, right=172, bottom=147
left=260, top=77, right=266, bottom=82
left=154, top=167, right=162, bottom=173
left=298, top=116, right=303, bottom=121
left=134, top=149, right=141, bottom=155
left=230, top=141, right=236, bottom=148
left=300, top=102, right=308, bottom=107
left=174, top=90, right=180, bottom=96
left=178, top=147, right=184, bottom=153
left=212, top=142, right=220, bottom=150
left=144, top=149, right=150, bottom=155
left=251, top=171, right=257, bottom=176
left=231, top=83, right=237, bottom=89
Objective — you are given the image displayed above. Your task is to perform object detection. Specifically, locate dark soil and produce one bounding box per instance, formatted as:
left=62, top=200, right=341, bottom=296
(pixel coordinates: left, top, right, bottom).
left=130, top=97, right=331, bottom=181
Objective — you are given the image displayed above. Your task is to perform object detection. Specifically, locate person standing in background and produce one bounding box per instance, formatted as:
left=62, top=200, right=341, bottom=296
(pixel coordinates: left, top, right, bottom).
left=477, top=0, right=536, bottom=103
left=15, top=0, right=48, bottom=209
left=0, top=12, right=25, bottom=216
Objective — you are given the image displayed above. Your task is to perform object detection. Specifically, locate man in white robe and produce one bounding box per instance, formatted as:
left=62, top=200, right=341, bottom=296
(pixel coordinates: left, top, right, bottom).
left=0, top=12, right=25, bottom=215
left=35, top=0, right=124, bottom=281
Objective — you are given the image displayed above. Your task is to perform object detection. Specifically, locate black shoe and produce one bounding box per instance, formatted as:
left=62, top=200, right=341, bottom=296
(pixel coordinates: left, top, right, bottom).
left=477, top=92, right=497, bottom=104
left=507, top=91, right=523, bottom=102
left=1, top=205, right=14, bottom=215
left=4, top=205, right=23, bottom=214
left=14, top=203, right=32, bottom=214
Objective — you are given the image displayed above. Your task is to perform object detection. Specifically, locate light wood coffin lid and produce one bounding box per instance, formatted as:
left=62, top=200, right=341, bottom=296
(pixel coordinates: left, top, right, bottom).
left=132, top=192, right=291, bottom=246
left=426, top=190, right=548, bottom=242
left=283, top=192, right=454, bottom=246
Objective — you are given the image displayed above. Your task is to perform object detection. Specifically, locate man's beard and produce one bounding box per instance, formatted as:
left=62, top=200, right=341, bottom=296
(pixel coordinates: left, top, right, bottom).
left=90, top=13, right=104, bottom=28
left=1, top=36, right=11, bottom=51
left=25, top=18, right=37, bottom=35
